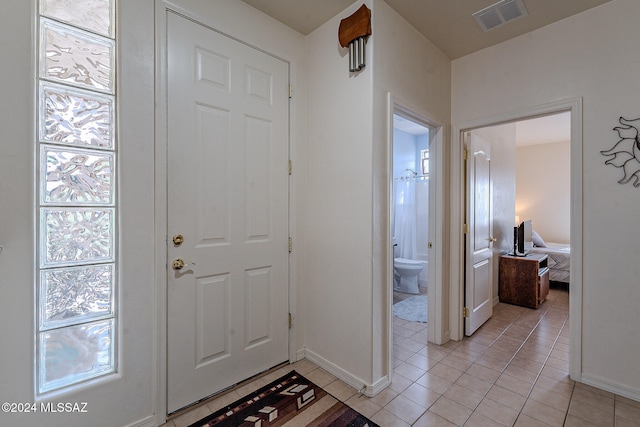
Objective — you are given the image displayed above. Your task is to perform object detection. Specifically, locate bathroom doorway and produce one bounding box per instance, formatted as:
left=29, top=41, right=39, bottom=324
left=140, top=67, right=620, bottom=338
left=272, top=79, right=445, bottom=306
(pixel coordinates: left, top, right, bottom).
left=391, top=111, right=435, bottom=366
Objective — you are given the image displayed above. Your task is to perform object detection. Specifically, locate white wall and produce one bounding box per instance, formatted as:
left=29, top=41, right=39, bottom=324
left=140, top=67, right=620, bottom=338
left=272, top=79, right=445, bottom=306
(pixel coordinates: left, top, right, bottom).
left=303, top=0, right=375, bottom=386
left=0, top=0, right=34, bottom=410
left=0, top=1, right=307, bottom=426
left=372, top=0, right=451, bottom=378
left=393, top=129, right=418, bottom=178
left=516, top=141, right=571, bottom=244
left=303, top=0, right=452, bottom=390
left=372, top=0, right=451, bottom=379
left=0, top=2, right=157, bottom=426
left=452, top=0, right=640, bottom=399
left=372, top=0, right=451, bottom=373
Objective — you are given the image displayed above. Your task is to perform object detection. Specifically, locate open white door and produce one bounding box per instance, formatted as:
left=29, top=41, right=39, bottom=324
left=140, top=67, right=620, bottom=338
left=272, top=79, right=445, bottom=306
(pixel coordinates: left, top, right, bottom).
left=166, top=12, right=290, bottom=413
left=465, top=132, right=494, bottom=335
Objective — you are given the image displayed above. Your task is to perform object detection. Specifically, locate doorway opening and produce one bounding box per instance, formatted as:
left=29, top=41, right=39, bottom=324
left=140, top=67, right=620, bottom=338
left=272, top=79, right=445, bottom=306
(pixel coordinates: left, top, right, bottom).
left=462, top=108, right=574, bottom=338
left=390, top=111, right=434, bottom=368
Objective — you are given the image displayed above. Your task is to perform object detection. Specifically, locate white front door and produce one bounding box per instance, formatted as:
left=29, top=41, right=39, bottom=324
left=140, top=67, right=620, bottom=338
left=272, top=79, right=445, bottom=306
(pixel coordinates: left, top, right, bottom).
left=465, top=132, right=494, bottom=335
left=166, top=12, right=290, bottom=413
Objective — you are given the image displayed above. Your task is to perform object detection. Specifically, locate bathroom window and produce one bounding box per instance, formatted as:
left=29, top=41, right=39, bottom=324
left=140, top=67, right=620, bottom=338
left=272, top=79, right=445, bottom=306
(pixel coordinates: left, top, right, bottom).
left=36, top=0, right=117, bottom=394
left=421, top=149, right=430, bottom=175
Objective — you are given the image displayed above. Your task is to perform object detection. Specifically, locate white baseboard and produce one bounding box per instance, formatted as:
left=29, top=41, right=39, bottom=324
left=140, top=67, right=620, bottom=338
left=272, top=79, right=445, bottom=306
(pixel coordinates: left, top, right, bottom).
left=580, top=373, right=640, bottom=402
left=298, top=348, right=389, bottom=397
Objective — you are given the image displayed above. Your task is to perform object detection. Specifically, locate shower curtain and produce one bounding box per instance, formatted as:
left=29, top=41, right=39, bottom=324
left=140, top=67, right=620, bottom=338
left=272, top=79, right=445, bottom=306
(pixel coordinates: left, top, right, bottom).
left=394, top=178, right=417, bottom=259
left=394, top=177, right=429, bottom=260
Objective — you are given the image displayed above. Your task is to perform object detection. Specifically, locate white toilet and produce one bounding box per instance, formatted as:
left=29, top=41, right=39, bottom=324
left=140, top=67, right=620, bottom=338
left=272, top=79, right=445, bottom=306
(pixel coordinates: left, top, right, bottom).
left=393, top=258, right=425, bottom=294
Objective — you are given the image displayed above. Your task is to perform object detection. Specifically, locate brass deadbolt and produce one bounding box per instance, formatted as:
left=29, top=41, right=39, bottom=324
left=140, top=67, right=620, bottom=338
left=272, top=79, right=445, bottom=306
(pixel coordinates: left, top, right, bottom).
left=172, top=234, right=184, bottom=246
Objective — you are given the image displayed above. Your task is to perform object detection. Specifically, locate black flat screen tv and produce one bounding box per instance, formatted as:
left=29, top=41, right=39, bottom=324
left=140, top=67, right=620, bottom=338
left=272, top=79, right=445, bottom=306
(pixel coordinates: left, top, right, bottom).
left=517, top=219, right=533, bottom=255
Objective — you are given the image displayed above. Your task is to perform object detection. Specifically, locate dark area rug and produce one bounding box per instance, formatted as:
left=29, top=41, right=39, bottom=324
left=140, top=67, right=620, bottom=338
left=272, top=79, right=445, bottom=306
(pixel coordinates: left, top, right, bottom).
left=188, top=370, right=379, bottom=427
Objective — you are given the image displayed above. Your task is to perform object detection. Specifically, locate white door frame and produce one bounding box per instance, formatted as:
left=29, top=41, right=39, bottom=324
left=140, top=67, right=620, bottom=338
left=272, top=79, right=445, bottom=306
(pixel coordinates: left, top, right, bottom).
left=154, top=1, right=296, bottom=422
left=385, top=93, right=447, bottom=381
left=450, top=98, right=583, bottom=380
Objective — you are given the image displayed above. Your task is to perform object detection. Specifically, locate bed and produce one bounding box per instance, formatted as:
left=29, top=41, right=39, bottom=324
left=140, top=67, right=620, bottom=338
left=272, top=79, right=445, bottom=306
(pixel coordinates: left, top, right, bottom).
left=528, top=233, right=570, bottom=284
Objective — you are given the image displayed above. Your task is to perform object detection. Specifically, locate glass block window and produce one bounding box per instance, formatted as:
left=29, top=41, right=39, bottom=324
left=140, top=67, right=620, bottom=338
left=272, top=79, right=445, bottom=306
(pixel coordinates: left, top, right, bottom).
left=37, top=0, right=116, bottom=394
left=39, top=82, right=115, bottom=149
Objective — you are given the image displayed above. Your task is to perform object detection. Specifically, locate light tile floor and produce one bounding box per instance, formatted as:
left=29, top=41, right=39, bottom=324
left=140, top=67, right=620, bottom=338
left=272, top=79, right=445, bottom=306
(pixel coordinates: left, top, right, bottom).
left=162, top=287, right=640, bottom=427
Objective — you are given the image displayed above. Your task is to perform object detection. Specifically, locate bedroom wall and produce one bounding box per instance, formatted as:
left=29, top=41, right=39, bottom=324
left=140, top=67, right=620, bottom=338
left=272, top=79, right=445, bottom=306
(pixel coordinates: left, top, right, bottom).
left=516, top=141, right=571, bottom=244
left=452, top=0, right=640, bottom=400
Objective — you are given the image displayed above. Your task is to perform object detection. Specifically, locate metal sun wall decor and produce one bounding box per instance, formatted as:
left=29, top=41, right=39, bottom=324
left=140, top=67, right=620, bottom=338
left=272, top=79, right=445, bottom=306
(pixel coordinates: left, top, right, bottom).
left=601, top=116, right=640, bottom=187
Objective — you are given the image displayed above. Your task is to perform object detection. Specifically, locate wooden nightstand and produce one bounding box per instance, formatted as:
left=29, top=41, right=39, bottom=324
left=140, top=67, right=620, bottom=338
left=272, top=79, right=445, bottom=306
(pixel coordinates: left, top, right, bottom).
left=499, top=253, right=550, bottom=309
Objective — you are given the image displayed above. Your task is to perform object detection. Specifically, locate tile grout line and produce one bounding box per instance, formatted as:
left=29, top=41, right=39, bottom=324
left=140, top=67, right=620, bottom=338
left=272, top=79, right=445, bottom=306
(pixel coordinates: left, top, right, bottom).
left=409, top=296, right=570, bottom=426
left=396, top=306, right=536, bottom=425
left=511, top=310, right=572, bottom=426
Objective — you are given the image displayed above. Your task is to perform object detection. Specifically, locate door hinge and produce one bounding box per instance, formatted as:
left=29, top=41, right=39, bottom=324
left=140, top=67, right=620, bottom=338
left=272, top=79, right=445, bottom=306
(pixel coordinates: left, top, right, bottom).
left=463, top=223, right=469, bottom=234
left=289, top=84, right=293, bottom=99
left=288, top=160, right=292, bottom=175
left=288, top=312, right=293, bottom=329
left=288, top=237, right=293, bottom=253
left=463, top=148, right=469, bottom=160
left=463, top=307, right=470, bottom=318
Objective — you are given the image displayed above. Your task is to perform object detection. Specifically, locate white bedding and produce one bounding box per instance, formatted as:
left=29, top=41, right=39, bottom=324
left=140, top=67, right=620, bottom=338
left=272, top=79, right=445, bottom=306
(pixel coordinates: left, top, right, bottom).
left=530, top=242, right=570, bottom=283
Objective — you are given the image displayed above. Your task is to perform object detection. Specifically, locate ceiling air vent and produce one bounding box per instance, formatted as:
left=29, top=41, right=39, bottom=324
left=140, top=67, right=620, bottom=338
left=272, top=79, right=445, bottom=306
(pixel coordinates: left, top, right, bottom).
left=473, top=0, right=528, bottom=32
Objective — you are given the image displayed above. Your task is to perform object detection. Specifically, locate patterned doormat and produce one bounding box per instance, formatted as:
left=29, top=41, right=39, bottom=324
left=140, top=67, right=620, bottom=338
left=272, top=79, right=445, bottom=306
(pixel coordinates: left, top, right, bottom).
left=188, top=370, right=379, bottom=427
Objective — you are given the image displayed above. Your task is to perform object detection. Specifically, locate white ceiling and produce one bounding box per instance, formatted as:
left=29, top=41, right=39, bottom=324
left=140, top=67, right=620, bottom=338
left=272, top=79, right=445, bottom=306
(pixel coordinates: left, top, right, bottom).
left=393, top=114, right=428, bottom=135
left=240, top=0, right=612, bottom=59
left=241, top=1, right=582, bottom=144
left=515, top=112, right=571, bottom=147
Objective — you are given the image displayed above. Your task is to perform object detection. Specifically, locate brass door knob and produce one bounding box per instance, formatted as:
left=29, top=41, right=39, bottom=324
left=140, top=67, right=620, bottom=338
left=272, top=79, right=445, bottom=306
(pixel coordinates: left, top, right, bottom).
left=172, top=259, right=196, bottom=270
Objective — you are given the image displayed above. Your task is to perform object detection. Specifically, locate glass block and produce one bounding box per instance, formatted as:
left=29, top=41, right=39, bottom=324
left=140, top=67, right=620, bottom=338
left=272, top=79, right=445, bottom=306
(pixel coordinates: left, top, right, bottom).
left=41, top=208, right=114, bottom=267
left=41, top=0, right=113, bottom=38
left=41, top=145, right=114, bottom=205
left=40, top=264, right=114, bottom=329
left=40, top=82, right=114, bottom=148
left=40, top=18, right=114, bottom=93
left=39, top=319, right=114, bottom=393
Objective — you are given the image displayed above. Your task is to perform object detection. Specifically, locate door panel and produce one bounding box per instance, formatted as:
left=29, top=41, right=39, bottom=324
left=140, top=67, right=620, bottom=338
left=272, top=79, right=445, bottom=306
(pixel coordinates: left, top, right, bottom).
left=166, top=13, right=290, bottom=413
left=465, top=133, right=494, bottom=336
